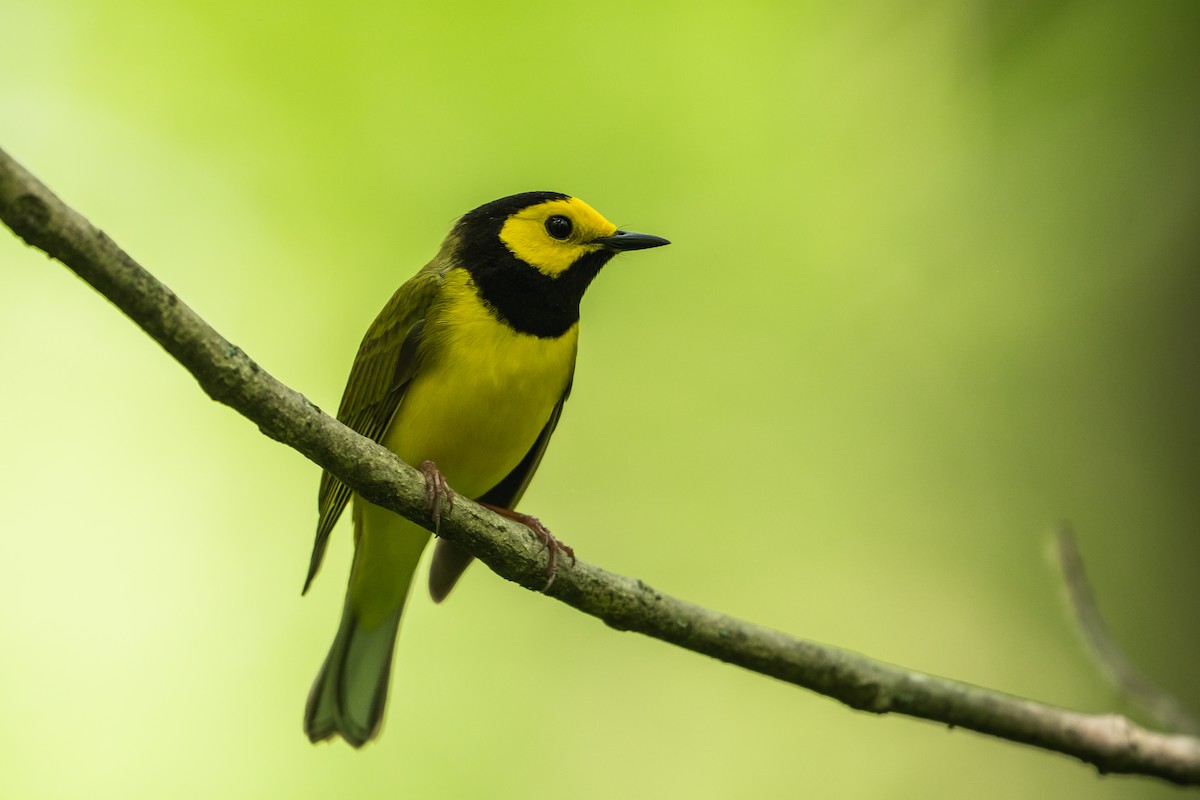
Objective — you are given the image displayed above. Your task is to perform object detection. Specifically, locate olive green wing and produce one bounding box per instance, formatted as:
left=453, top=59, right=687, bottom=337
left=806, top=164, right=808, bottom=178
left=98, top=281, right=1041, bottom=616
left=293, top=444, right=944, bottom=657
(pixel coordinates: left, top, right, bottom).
left=427, top=378, right=572, bottom=602
left=303, top=265, right=444, bottom=593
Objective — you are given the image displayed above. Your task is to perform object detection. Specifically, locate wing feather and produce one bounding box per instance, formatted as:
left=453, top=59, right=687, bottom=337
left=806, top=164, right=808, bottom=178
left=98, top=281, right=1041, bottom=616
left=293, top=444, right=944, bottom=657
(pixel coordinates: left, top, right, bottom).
left=303, top=264, right=446, bottom=593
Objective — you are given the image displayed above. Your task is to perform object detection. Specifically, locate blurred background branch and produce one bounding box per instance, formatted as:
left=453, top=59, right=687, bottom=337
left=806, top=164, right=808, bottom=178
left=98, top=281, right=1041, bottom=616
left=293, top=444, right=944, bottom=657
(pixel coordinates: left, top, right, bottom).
left=1057, top=523, right=1199, bottom=737
left=3, top=146, right=1200, bottom=786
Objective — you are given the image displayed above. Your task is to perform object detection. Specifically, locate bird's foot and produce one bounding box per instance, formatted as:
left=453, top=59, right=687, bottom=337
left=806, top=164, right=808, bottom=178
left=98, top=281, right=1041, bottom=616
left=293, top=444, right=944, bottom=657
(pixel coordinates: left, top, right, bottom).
left=419, top=460, right=454, bottom=535
left=480, top=503, right=574, bottom=591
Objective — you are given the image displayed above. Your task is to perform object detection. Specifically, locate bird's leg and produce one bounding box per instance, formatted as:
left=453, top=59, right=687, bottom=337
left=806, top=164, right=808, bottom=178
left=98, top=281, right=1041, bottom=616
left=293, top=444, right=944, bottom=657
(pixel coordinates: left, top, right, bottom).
left=419, top=460, right=454, bottom=535
left=479, top=503, right=575, bottom=591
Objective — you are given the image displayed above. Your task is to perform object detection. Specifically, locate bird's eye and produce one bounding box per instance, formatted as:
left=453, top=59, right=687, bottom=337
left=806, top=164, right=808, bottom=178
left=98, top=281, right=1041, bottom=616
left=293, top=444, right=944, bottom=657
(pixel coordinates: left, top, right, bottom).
left=544, top=215, right=573, bottom=240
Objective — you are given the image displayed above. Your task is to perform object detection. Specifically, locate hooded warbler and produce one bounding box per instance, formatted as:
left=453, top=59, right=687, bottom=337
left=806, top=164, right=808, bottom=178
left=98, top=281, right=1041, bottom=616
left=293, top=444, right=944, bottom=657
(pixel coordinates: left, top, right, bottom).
left=303, top=191, right=669, bottom=746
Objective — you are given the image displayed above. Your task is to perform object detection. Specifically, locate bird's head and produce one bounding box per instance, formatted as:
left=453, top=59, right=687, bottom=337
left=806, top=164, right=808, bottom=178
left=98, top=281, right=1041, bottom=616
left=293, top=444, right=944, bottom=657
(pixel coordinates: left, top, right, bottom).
left=445, top=192, right=669, bottom=337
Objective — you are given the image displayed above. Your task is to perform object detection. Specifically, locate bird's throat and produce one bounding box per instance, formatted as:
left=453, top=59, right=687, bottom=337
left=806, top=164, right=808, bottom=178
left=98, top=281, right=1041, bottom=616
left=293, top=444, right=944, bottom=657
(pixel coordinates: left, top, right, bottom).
left=467, top=249, right=612, bottom=338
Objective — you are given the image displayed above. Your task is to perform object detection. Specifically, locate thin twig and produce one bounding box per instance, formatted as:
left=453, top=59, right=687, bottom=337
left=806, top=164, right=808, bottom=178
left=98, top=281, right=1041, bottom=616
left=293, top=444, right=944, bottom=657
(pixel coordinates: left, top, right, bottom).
left=2, top=146, right=1199, bottom=786
left=1056, top=522, right=1200, bottom=736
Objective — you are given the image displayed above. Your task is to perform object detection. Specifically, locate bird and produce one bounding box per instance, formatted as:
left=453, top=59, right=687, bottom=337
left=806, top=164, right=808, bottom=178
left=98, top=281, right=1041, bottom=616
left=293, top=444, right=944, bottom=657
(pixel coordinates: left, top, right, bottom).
left=302, top=191, right=669, bottom=747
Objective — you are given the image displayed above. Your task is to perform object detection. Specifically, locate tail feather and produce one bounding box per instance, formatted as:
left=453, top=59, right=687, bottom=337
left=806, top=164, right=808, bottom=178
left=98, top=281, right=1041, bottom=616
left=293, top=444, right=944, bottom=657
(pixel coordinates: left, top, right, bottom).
left=428, top=539, right=475, bottom=603
left=304, top=602, right=403, bottom=746
left=305, top=496, right=429, bottom=747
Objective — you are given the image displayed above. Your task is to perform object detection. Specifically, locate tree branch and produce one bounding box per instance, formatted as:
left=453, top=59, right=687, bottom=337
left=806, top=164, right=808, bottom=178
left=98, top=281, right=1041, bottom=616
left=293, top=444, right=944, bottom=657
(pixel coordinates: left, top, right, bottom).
left=3, top=146, right=1198, bottom=786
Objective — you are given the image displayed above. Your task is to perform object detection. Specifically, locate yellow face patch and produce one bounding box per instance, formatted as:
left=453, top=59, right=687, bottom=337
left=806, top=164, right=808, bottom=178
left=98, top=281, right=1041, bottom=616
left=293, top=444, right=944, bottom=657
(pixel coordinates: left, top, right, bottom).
left=497, top=197, right=618, bottom=277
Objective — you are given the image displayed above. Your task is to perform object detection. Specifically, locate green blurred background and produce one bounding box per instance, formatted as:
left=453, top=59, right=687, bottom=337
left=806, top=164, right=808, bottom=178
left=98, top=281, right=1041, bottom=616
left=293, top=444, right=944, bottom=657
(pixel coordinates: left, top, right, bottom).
left=2, top=1, right=1198, bottom=797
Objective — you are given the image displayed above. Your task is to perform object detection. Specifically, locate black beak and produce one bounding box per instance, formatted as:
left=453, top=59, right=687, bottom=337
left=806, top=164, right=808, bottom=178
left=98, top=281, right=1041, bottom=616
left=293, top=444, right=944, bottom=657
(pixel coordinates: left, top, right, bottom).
left=592, top=230, right=671, bottom=251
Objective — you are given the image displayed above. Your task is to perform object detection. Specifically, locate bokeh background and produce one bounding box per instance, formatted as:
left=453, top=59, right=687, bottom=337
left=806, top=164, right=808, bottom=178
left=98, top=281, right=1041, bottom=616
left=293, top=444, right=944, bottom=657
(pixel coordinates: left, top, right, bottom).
left=2, top=1, right=1198, bottom=798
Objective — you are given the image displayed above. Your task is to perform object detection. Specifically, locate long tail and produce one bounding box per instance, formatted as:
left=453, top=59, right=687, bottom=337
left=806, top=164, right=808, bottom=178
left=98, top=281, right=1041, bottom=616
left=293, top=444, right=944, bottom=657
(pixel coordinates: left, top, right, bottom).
left=304, top=497, right=430, bottom=747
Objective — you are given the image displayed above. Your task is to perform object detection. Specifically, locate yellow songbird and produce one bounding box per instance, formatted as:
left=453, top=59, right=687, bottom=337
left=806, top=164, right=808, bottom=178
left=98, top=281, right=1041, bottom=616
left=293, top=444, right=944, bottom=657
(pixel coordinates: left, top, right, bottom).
left=302, top=192, right=669, bottom=746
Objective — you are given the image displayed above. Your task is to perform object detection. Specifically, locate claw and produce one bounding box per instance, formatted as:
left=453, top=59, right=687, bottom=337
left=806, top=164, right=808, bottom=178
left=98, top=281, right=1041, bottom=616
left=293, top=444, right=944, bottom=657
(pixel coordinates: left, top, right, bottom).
left=419, top=460, right=454, bottom=535
left=479, top=503, right=574, bottom=591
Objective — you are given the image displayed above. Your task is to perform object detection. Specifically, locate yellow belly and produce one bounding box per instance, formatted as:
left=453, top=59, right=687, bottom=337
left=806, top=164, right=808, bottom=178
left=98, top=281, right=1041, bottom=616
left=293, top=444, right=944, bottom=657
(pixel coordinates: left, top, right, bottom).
left=381, top=270, right=578, bottom=499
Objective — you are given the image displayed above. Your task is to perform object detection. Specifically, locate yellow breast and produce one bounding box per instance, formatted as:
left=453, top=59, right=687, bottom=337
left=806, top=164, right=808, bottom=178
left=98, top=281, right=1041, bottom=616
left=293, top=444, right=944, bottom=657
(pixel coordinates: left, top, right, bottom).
left=382, top=269, right=578, bottom=499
